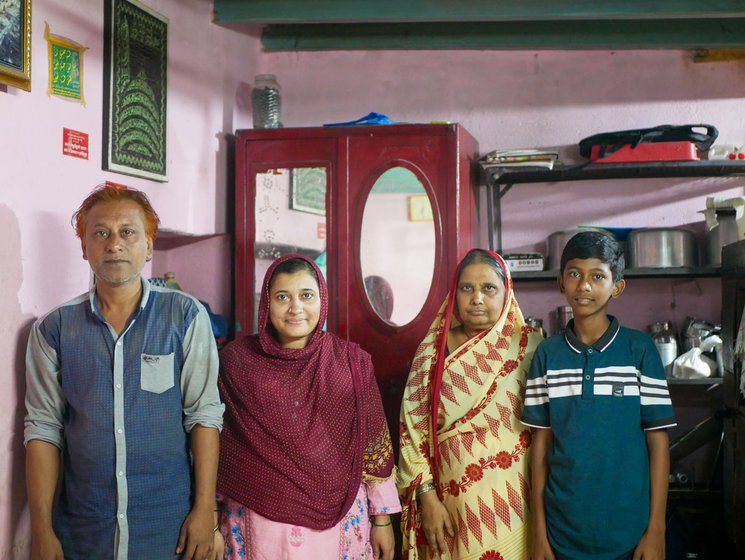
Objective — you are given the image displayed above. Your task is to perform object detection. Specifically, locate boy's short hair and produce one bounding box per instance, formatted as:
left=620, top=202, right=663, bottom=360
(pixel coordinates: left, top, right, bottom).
left=560, top=231, right=625, bottom=281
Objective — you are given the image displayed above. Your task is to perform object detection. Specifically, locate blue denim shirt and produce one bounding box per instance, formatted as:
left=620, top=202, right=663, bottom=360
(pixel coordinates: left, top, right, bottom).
left=25, top=278, right=224, bottom=560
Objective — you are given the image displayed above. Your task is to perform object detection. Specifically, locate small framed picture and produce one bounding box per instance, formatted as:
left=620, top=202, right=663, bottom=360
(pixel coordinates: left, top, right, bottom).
left=408, top=194, right=433, bottom=222
left=290, top=167, right=327, bottom=216
left=45, top=23, right=87, bottom=104
left=0, top=0, right=32, bottom=91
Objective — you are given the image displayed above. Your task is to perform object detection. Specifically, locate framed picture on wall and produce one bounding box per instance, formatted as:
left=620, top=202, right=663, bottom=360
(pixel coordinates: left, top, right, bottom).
left=408, top=194, right=434, bottom=222
left=0, top=0, right=32, bottom=91
left=103, top=0, right=168, bottom=181
left=290, top=167, right=327, bottom=215
left=45, top=23, right=87, bottom=105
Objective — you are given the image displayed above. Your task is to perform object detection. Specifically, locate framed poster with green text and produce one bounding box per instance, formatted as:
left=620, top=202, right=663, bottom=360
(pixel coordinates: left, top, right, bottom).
left=45, top=23, right=86, bottom=104
left=103, top=0, right=168, bottom=181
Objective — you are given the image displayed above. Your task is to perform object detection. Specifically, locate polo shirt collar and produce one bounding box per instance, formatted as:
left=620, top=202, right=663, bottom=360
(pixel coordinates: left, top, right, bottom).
left=564, top=315, right=620, bottom=354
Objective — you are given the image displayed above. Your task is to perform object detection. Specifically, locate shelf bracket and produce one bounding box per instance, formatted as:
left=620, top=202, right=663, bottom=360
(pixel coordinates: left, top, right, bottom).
left=486, top=168, right=513, bottom=253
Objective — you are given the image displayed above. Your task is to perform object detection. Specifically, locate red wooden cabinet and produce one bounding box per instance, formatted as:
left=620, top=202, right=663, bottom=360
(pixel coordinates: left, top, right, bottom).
left=234, top=124, right=478, bottom=442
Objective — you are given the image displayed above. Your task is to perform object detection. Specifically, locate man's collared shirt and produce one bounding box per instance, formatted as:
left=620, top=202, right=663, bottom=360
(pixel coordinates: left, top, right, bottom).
left=25, top=278, right=224, bottom=560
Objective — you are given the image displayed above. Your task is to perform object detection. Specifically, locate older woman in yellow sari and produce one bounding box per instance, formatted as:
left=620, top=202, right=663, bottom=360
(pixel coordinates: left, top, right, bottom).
left=398, top=249, right=543, bottom=560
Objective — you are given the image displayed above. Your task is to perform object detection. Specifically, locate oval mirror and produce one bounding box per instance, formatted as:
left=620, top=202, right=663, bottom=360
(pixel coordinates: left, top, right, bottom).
left=360, top=166, right=436, bottom=326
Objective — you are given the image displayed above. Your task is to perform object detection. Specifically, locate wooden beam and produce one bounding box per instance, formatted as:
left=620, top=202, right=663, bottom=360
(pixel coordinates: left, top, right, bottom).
left=260, top=19, right=745, bottom=51
left=214, top=0, right=745, bottom=25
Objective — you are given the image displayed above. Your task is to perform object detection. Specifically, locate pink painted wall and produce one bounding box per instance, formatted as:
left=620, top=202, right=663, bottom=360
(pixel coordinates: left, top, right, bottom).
left=151, top=235, right=232, bottom=317
left=3, top=6, right=745, bottom=556
left=0, top=0, right=258, bottom=556
left=262, top=49, right=744, bottom=332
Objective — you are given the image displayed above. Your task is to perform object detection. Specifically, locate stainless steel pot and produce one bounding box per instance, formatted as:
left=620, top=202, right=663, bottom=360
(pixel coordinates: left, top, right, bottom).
left=627, top=228, right=697, bottom=268
left=547, top=228, right=608, bottom=270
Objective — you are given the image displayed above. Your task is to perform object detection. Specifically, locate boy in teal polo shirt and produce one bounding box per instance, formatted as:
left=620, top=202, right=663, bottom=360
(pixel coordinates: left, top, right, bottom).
left=522, top=232, right=675, bottom=560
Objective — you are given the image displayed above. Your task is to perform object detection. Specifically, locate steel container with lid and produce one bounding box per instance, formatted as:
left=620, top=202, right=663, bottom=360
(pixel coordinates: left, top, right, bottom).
left=627, top=228, right=697, bottom=268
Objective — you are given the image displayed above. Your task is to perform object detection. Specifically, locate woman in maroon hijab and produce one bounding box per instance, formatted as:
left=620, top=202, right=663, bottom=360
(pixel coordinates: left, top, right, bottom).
left=217, top=255, right=400, bottom=559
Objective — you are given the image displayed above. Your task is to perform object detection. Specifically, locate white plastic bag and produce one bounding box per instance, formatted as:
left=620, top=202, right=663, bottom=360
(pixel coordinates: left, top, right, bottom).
left=671, top=335, right=722, bottom=379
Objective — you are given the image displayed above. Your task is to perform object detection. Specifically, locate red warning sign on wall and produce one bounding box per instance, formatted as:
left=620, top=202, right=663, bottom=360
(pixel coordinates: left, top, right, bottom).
left=62, top=128, right=89, bottom=159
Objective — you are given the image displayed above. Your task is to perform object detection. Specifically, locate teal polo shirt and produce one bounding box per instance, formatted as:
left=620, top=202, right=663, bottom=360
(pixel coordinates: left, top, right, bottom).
left=522, top=316, right=676, bottom=560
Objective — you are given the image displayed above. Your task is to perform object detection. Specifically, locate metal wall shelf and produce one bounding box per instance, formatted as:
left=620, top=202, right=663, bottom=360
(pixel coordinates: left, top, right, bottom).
left=513, top=266, right=722, bottom=281
left=153, top=230, right=227, bottom=251
left=484, top=160, right=745, bottom=252
left=667, top=377, right=724, bottom=386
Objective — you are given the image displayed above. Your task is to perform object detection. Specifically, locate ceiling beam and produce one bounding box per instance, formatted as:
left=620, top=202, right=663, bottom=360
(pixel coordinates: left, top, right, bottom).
left=213, top=0, right=745, bottom=25
left=260, top=19, right=745, bottom=51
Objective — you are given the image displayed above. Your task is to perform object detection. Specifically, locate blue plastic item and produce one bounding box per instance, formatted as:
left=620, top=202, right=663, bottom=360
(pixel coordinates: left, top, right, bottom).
left=579, top=225, right=633, bottom=241
left=323, top=112, right=396, bottom=127
left=200, top=299, right=229, bottom=339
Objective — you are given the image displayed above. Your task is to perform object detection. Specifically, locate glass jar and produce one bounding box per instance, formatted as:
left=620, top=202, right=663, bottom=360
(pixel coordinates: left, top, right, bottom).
left=251, top=74, right=282, bottom=129
left=649, top=321, right=678, bottom=377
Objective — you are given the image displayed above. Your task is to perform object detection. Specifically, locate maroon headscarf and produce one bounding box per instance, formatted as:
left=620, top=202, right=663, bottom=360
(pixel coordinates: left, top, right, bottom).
left=217, top=254, right=394, bottom=529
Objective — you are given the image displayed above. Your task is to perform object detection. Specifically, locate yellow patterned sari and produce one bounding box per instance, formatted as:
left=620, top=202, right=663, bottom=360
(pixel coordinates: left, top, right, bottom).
left=398, top=252, right=542, bottom=560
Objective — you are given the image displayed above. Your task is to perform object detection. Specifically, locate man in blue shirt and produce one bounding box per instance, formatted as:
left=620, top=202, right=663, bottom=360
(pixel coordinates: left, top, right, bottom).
left=24, top=185, right=225, bottom=559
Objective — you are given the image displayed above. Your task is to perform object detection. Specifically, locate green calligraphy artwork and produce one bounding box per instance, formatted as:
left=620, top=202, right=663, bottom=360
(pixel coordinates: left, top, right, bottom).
left=51, top=44, right=82, bottom=98
left=104, top=0, right=168, bottom=181
left=45, top=23, right=87, bottom=104
left=290, top=168, right=327, bottom=215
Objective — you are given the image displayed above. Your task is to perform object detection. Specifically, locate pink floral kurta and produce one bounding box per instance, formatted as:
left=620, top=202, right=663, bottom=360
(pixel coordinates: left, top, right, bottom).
left=219, top=479, right=400, bottom=559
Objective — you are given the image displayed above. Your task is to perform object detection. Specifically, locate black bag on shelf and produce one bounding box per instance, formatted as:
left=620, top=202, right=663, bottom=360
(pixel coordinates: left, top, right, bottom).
left=579, top=124, right=719, bottom=159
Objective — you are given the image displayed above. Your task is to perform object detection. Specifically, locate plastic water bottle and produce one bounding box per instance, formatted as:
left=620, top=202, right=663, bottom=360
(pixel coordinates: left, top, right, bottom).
left=251, top=74, right=282, bottom=129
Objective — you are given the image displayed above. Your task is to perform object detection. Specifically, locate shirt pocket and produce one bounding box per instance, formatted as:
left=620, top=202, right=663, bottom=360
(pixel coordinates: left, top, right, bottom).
left=140, top=353, right=175, bottom=394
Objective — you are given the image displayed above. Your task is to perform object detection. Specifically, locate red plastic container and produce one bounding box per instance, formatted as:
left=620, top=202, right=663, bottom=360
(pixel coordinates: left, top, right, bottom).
left=590, top=141, right=698, bottom=163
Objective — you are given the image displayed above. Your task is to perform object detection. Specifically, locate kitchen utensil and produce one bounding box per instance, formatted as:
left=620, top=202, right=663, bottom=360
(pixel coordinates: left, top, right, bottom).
left=547, top=228, right=610, bottom=270
left=649, top=321, right=678, bottom=376
left=627, top=228, right=697, bottom=268
left=681, top=317, right=717, bottom=352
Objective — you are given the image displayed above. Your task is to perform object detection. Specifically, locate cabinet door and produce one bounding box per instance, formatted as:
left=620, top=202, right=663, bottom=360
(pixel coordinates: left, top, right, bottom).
left=335, top=127, right=475, bottom=443
left=235, top=136, right=337, bottom=334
